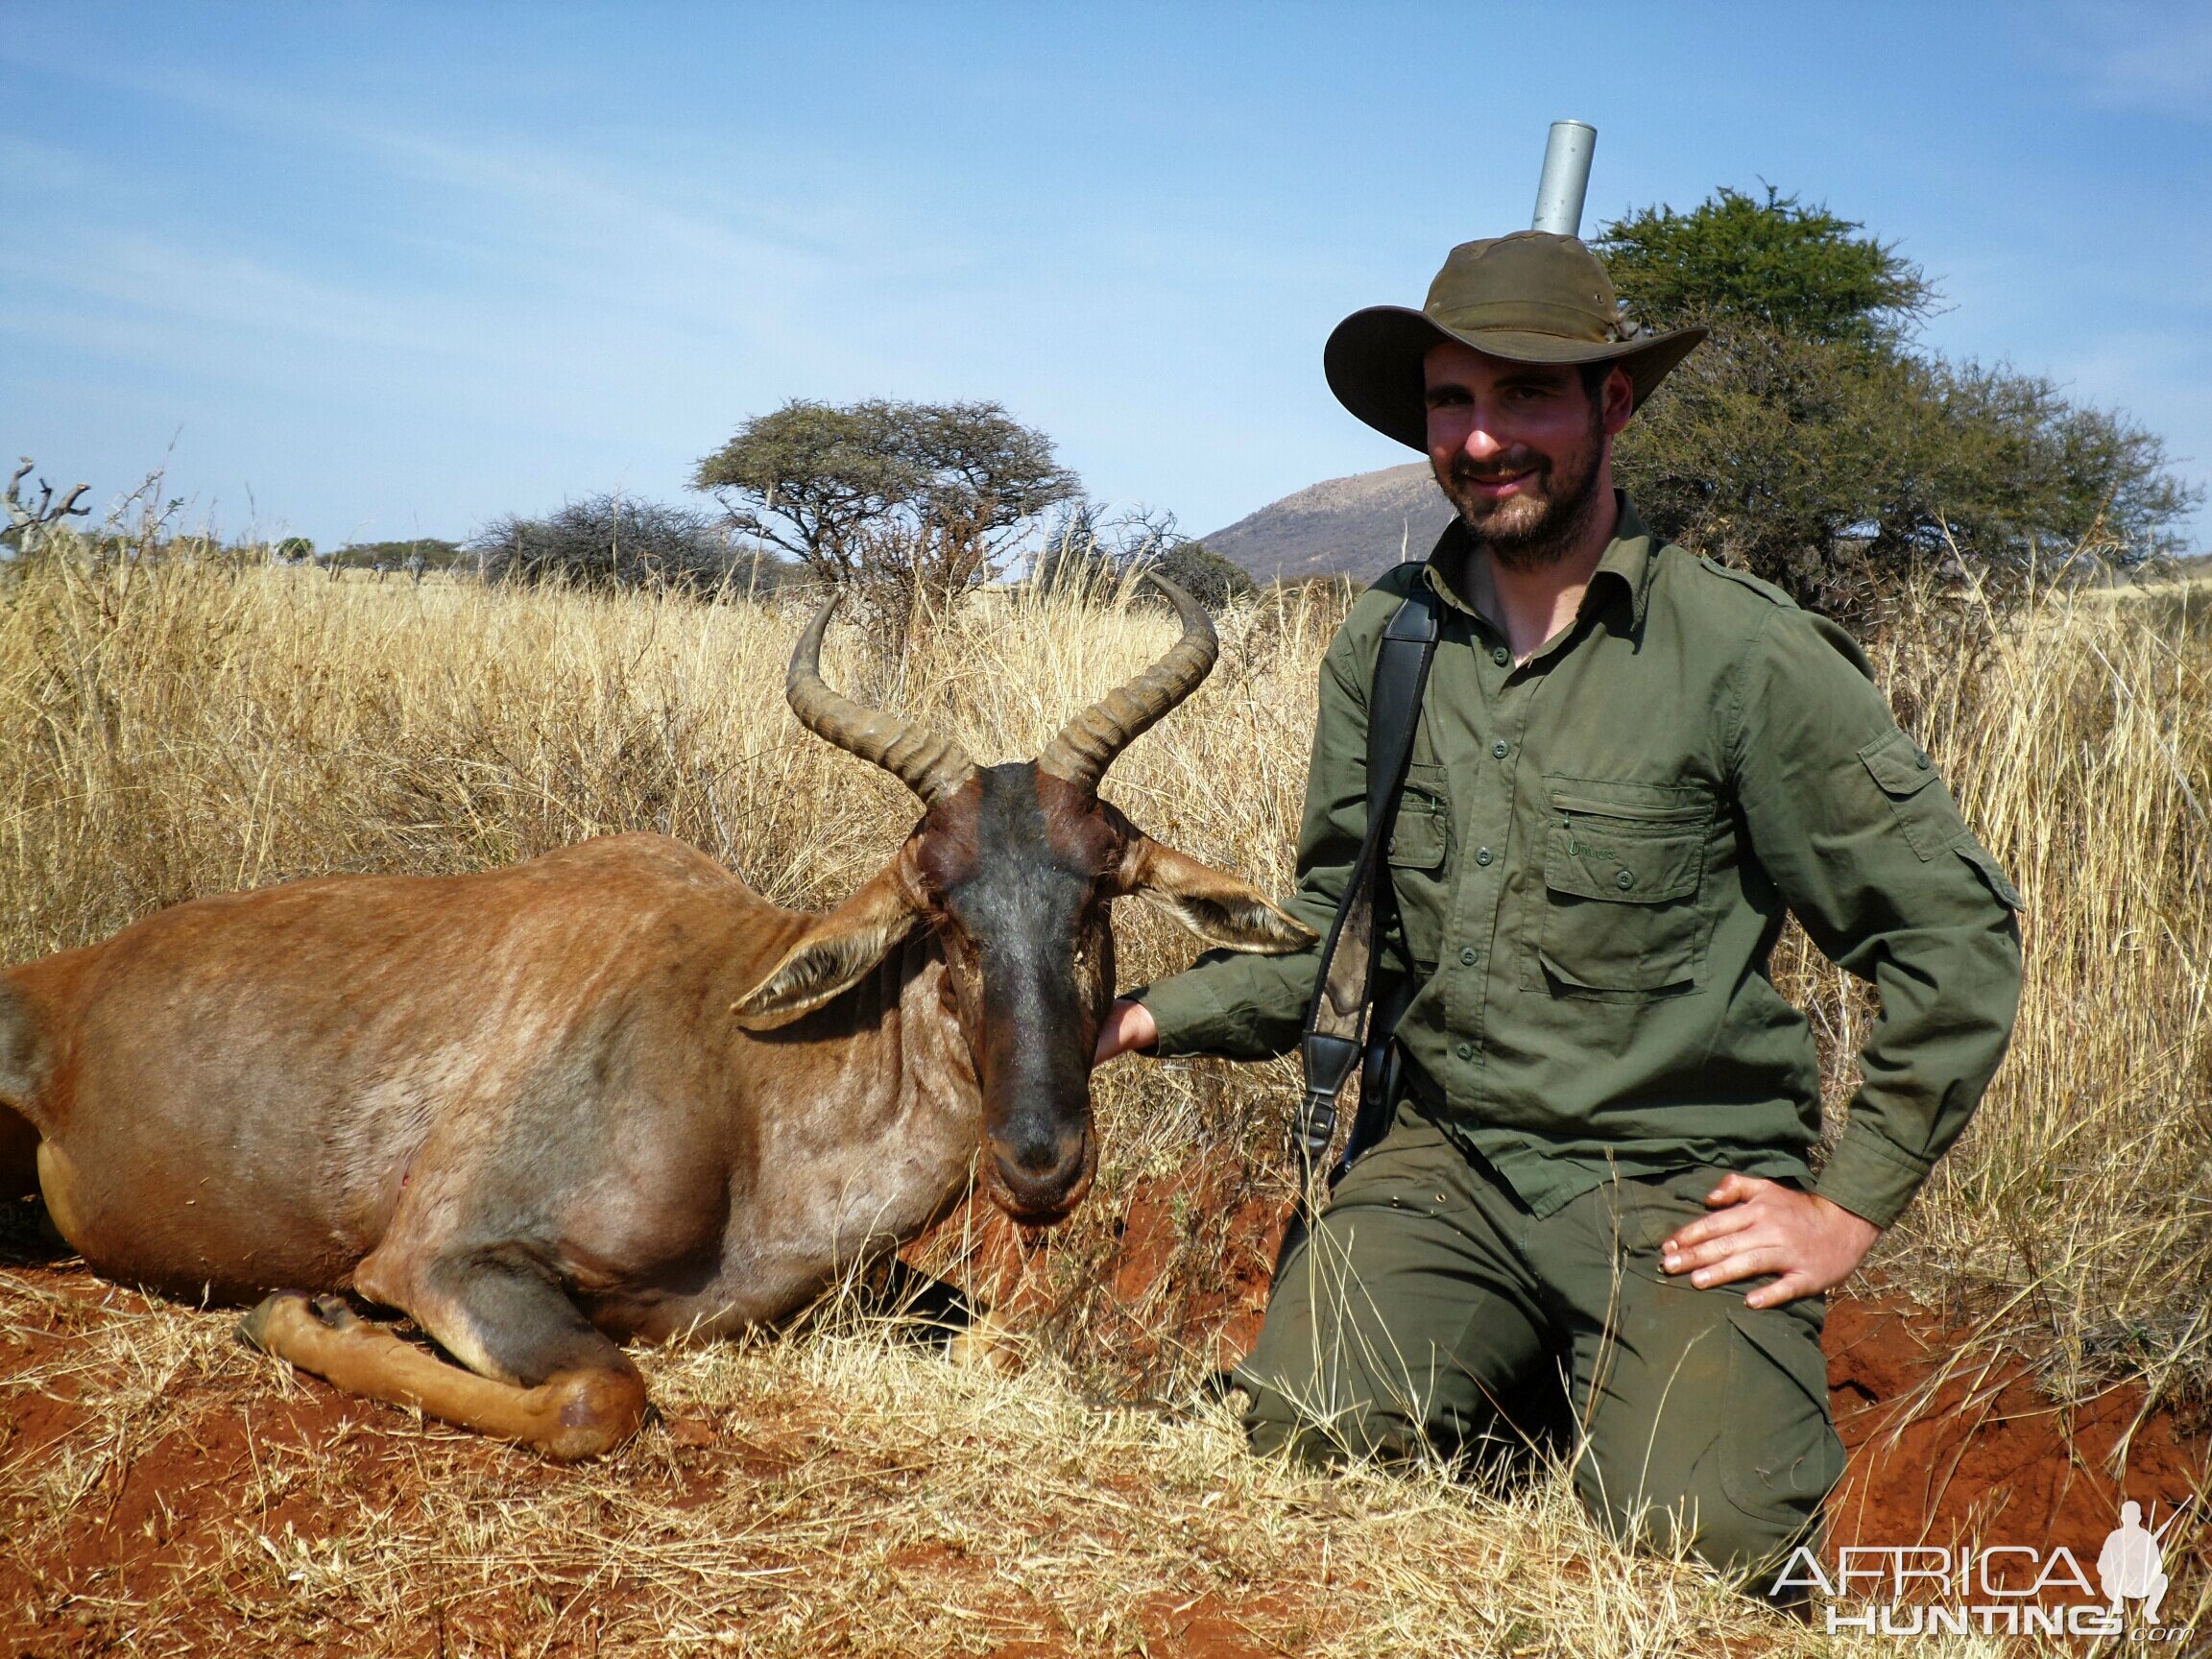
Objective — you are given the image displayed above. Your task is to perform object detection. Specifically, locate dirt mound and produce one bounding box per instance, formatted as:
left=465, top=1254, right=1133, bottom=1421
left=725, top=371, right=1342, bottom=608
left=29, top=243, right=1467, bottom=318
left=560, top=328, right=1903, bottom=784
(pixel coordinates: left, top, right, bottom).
left=1825, top=1296, right=2206, bottom=1577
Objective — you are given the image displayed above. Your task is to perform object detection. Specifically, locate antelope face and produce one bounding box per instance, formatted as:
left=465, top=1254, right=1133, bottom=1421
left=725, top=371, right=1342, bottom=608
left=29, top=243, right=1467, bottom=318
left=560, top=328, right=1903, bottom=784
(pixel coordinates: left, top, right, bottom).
left=732, top=578, right=1314, bottom=1225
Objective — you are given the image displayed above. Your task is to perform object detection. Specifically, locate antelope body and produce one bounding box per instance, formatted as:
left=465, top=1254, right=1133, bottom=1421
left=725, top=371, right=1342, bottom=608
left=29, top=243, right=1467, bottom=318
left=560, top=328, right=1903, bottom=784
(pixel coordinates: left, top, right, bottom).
left=0, top=582, right=1310, bottom=1456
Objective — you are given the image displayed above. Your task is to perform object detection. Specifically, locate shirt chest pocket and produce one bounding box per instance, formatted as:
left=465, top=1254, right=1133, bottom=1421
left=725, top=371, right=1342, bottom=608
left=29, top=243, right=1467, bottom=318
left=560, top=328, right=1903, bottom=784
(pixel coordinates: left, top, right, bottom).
left=1523, top=781, right=1713, bottom=998
left=1383, top=762, right=1452, bottom=970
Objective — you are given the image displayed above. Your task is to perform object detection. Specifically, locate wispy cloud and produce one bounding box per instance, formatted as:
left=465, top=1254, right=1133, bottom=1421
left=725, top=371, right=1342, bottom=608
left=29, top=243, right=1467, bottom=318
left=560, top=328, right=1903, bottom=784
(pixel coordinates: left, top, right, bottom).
left=2064, top=0, right=2212, bottom=118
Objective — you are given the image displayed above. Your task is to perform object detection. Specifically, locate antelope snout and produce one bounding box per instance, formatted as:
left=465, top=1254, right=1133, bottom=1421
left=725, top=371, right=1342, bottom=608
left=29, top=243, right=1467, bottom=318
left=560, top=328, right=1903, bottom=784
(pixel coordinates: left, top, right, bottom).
left=987, top=1127, right=1094, bottom=1224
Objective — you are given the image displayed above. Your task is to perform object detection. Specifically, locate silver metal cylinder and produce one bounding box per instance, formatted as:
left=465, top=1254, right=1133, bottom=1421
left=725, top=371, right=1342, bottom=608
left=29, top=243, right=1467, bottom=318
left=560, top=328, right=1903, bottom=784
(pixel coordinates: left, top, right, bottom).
left=1530, top=120, right=1597, bottom=236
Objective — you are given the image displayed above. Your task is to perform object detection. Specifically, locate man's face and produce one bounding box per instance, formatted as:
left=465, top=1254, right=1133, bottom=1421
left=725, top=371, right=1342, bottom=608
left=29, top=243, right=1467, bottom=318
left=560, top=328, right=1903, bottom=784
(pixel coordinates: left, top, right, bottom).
left=1423, top=343, right=1632, bottom=568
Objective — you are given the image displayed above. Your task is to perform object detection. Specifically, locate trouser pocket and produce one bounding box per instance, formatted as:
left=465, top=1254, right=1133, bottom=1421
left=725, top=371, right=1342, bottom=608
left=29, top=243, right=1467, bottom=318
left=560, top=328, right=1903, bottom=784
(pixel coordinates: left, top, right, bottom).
left=1719, top=1300, right=1844, bottom=1528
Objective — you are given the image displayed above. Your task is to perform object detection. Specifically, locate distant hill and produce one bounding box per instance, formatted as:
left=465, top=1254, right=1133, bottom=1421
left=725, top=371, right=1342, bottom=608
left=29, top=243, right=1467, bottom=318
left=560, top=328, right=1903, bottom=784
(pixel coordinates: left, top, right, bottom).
left=1201, top=463, right=1455, bottom=585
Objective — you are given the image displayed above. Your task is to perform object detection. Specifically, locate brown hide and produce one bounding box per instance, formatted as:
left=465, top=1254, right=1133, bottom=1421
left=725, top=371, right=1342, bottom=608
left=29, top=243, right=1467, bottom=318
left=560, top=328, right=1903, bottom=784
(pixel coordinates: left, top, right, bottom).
left=3, top=834, right=980, bottom=1337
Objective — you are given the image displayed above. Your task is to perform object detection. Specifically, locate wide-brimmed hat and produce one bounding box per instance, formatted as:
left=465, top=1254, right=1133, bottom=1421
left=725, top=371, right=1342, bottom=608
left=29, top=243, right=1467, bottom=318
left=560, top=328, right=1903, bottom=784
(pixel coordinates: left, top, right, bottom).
left=1324, top=231, right=1706, bottom=451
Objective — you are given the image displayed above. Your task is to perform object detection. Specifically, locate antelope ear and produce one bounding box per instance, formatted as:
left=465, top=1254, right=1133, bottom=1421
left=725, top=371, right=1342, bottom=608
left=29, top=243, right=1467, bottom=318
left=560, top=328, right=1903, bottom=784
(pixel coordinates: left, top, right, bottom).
left=1118, top=836, right=1316, bottom=954
left=732, top=853, right=928, bottom=1029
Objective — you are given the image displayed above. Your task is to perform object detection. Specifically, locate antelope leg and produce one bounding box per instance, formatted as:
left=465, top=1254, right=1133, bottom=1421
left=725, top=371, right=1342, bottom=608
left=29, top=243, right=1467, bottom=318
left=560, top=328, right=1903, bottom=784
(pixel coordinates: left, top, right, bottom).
left=238, top=1291, right=646, bottom=1460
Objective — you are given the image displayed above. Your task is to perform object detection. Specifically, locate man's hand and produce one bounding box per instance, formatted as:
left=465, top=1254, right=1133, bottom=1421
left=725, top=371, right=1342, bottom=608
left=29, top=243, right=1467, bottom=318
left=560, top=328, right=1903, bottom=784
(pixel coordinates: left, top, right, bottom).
left=1094, top=999, right=1158, bottom=1066
left=1659, top=1174, right=1881, bottom=1310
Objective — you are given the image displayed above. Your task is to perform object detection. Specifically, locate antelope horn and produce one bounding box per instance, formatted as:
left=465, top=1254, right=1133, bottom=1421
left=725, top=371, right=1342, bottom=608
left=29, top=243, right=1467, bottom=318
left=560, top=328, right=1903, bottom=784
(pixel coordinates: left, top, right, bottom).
left=1036, top=572, right=1217, bottom=795
left=786, top=593, right=975, bottom=805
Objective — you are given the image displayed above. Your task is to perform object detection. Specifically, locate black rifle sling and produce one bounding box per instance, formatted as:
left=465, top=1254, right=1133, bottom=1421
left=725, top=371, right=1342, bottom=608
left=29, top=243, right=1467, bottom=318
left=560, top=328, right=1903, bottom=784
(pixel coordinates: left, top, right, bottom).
left=1294, top=582, right=1439, bottom=1178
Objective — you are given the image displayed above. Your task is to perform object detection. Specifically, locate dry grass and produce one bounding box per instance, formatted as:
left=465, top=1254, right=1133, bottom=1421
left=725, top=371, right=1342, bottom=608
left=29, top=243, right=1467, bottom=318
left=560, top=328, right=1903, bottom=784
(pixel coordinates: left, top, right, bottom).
left=1846, top=577, right=2212, bottom=1409
left=3, top=1263, right=1827, bottom=1658
left=0, top=541, right=2206, bottom=1654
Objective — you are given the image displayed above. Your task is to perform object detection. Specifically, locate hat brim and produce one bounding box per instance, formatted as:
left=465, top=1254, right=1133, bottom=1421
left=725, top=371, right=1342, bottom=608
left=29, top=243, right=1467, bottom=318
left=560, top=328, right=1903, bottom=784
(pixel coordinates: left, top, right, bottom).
left=1323, top=305, right=1708, bottom=452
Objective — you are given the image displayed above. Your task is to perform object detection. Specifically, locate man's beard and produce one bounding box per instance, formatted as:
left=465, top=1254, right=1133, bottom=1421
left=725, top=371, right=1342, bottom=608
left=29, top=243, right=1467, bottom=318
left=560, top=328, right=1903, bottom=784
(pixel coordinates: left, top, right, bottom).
left=1435, top=398, right=1607, bottom=571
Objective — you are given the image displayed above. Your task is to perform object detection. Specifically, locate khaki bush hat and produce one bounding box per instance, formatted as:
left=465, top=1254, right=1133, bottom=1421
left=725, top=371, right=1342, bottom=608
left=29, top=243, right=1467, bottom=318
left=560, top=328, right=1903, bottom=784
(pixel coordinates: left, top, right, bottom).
left=1324, top=231, right=1707, bottom=451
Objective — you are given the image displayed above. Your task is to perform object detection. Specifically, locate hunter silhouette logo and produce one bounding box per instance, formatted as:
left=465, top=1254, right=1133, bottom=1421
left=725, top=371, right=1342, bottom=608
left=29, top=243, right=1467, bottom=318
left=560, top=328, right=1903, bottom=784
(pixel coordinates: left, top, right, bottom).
left=2099, top=1501, right=2178, bottom=1627
left=1772, top=1490, right=2199, bottom=1641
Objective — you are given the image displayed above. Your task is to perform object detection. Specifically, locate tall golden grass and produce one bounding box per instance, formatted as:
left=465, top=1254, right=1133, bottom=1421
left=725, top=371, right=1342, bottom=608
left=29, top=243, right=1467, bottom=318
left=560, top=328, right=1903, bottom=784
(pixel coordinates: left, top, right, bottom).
left=0, top=540, right=2205, bottom=1653
left=4, top=546, right=2203, bottom=1376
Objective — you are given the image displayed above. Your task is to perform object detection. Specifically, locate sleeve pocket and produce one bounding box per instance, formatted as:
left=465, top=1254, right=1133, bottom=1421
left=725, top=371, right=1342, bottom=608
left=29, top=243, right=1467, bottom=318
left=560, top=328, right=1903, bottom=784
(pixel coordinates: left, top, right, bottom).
left=1858, top=728, right=1970, bottom=860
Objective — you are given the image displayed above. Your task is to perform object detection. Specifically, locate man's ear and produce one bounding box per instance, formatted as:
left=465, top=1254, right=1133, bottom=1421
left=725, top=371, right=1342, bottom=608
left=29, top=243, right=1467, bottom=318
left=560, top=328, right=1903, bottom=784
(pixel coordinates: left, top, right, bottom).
left=732, top=851, right=927, bottom=1029
left=1118, top=835, right=1316, bottom=954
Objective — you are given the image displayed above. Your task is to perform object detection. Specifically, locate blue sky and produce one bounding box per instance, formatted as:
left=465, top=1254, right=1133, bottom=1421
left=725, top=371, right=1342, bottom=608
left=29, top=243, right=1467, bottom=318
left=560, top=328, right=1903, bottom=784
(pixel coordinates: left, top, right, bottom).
left=4, top=2, right=2208, bottom=552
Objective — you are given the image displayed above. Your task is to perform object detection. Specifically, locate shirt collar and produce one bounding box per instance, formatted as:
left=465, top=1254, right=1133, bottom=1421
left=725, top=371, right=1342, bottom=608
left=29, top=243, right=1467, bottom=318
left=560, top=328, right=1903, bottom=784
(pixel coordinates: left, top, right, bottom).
left=1422, top=491, right=1658, bottom=636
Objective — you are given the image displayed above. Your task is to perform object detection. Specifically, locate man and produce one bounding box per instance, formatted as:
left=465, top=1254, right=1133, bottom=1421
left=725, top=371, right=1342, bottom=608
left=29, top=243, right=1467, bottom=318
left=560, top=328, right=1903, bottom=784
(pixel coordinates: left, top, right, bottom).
left=1094, top=231, right=2023, bottom=1591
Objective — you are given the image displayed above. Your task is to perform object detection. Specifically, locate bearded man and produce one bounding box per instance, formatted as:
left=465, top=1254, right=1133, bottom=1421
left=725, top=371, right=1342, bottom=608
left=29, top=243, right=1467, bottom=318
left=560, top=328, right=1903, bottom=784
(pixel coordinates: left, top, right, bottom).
left=1094, top=232, right=2024, bottom=1594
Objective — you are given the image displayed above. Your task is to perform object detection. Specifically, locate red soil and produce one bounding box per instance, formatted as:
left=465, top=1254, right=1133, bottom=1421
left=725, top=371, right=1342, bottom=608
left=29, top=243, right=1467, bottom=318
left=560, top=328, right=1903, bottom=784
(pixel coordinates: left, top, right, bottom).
left=1825, top=1296, right=2206, bottom=1587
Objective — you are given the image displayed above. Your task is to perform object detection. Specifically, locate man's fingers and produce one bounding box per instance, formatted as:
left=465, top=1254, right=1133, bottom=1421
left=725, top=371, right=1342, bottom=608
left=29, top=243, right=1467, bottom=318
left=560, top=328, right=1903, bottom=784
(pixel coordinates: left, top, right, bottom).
left=1662, top=1226, right=1768, bottom=1274
left=1682, top=1241, right=1790, bottom=1289
left=1743, top=1271, right=1815, bottom=1310
left=1658, top=1182, right=1876, bottom=1301
left=1093, top=1000, right=1157, bottom=1065
left=1702, top=1172, right=1766, bottom=1208
left=1661, top=1204, right=1759, bottom=1259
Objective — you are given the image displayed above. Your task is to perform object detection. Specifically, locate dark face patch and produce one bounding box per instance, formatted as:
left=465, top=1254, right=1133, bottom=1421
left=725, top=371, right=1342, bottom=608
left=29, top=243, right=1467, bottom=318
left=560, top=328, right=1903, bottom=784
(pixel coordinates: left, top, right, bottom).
left=914, top=765, right=1118, bottom=1221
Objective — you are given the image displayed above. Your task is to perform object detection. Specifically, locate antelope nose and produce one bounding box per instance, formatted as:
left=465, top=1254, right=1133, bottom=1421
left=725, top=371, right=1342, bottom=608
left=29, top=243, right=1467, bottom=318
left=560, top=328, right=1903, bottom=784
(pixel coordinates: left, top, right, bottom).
left=989, top=1130, right=1092, bottom=1216
left=999, top=1127, right=1082, bottom=1178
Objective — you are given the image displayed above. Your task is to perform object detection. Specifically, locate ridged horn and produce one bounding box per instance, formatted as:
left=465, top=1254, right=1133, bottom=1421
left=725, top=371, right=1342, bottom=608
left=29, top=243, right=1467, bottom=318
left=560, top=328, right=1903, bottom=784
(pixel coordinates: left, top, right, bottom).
left=1035, top=572, right=1218, bottom=795
left=786, top=594, right=975, bottom=805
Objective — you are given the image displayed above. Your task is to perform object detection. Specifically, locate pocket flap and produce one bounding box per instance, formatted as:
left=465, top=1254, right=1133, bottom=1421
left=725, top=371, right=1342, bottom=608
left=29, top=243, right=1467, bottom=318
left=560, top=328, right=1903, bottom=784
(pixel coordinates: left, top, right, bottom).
left=1956, top=839, right=2024, bottom=910
left=1544, top=775, right=1709, bottom=824
left=1859, top=728, right=1937, bottom=798
left=1544, top=820, right=1702, bottom=903
left=1386, top=792, right=1448, bottom=870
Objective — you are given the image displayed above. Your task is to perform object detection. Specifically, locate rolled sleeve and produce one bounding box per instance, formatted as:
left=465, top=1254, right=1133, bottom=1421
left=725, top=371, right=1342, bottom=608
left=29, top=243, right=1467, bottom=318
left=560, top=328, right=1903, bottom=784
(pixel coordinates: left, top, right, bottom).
left=1729, top=610, right=2025, bottom=1229
left=1131, top=943, right=1317, bottom=1059
left=1126, top=613, right=1379, bottom=1061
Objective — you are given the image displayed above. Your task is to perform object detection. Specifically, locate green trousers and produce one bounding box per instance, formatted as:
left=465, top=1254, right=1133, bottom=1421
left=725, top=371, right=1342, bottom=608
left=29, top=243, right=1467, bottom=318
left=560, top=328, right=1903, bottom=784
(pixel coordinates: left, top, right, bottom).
left=1238, top=1103, right=1842, bottom=1586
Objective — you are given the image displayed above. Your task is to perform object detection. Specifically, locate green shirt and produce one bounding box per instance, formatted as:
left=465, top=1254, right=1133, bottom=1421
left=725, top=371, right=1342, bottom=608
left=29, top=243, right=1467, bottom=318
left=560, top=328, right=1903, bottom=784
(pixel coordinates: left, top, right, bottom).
left=1134, top=496, right=2023, bottom=1229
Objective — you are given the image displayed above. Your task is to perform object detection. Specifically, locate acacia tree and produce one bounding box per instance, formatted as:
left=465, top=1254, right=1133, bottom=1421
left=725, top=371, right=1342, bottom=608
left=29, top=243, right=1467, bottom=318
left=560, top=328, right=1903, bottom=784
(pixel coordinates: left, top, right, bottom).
left=692, top=398, right=1081, bottom=621
left=470, top=494, right=732, bottom=594
left=1599, top=188, right=2199, bottom=625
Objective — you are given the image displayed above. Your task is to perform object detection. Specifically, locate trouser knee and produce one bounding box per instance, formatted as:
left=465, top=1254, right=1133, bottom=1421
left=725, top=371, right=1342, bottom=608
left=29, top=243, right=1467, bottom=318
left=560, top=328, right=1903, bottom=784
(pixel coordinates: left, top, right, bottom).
left=1240, top=1378, right=1431, bottom=1469
left=1692, top=1503, right=1822, bottom=1600
left=1575, top=1465, right=1821, bottom=1600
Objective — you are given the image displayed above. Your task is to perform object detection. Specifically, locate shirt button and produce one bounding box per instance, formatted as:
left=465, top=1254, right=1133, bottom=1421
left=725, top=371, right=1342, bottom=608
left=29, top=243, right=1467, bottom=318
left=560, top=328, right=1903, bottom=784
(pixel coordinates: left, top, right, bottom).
left=1458, top=947, right=1478, bottom=966
left=1492, top=646, right=1510, bottom=666
left=1491, top=739, right=1509, bottom=759
left=1455, top=1042, right=1475, bottom=1061
left=1476, top=846, right=1494, bottom=866
left=1916, top=751, right=1932, bottom=769
left=1615, top=869, right=1636, bottom=890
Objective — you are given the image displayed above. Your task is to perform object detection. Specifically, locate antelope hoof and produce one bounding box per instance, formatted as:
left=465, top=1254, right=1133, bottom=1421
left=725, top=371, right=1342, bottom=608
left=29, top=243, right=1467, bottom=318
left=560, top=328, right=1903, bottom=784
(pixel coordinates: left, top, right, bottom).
left=236, top=1288, right=312, bottom=1353
left=307, top=1293, right=364, bottom=1332
left=946, top=1309, right=1021, bottom=1373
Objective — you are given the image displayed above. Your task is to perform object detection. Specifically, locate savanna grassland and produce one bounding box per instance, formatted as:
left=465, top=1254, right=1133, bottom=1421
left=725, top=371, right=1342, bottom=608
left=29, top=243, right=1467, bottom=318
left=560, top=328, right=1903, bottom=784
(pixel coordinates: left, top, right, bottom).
left=0, top=542, right=2206, bottom=1656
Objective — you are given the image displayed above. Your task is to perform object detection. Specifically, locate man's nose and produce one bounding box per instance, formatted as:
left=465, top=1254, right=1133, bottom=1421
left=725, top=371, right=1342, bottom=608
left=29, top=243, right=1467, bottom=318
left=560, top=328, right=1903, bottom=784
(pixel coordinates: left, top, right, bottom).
left=1457, top=416, right=1510, bottom=461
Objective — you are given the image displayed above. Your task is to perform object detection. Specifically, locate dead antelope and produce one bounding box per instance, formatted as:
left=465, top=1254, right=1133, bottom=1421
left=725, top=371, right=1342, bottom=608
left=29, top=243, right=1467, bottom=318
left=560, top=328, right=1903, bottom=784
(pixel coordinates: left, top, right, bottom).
left=0, top=578, right=1310, bottom=1457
